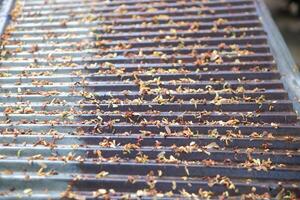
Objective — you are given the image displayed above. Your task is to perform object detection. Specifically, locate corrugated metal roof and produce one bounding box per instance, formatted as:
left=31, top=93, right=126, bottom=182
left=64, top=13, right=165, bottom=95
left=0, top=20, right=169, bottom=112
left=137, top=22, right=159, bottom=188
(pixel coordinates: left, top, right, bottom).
left=0, top=0, right=299, bottom=199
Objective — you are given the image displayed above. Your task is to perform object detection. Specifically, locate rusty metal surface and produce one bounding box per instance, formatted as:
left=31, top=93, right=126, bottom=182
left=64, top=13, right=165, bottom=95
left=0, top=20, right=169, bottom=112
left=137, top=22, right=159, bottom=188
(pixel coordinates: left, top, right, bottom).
left=0, top=0, right=299, bottom=199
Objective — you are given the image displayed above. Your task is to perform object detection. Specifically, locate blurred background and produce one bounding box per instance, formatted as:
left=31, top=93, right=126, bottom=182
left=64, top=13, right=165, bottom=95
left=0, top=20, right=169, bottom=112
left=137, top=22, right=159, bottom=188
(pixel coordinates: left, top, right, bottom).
left=265, top=0, right=300, bottom=67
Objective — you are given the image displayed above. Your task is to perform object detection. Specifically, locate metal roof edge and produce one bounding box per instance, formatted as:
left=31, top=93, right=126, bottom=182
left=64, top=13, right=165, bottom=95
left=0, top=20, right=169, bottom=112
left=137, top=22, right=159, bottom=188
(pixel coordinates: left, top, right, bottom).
left=0, top=0, right=16, bottom=35
left=255, top=0, right=300, bottom=116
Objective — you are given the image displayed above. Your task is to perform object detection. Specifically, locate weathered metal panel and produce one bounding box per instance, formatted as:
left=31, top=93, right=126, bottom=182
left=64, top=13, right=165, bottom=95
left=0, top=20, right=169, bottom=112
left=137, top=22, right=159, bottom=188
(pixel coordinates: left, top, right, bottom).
left=0, top=0, right=299, bottom=199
